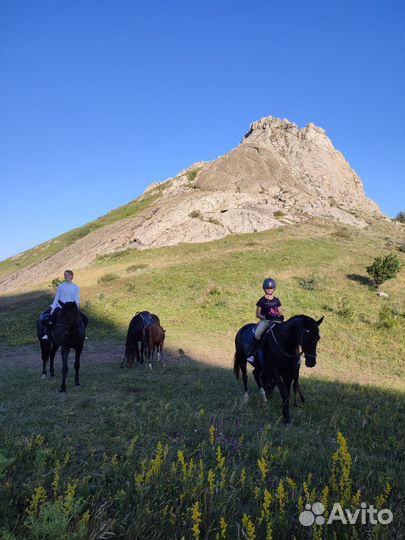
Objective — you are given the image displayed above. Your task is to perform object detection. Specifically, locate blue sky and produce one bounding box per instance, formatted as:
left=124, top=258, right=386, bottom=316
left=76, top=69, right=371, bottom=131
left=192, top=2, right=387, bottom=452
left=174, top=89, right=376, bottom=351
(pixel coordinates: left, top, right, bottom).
left=1, top=0, right=404, bottom=261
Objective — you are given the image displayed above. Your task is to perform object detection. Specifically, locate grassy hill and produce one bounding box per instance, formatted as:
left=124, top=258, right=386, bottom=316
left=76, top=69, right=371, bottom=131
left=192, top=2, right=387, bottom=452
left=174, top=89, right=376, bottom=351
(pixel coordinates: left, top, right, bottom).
left=0, top=218, right=404, bottom=539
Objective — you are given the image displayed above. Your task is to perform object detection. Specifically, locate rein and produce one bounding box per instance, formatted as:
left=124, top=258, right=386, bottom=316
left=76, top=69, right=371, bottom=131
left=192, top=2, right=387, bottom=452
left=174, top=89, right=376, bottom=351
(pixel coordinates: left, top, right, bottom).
left=269, top=324, right=316, bottom=360
left=269, top=325, right=302, bottom=358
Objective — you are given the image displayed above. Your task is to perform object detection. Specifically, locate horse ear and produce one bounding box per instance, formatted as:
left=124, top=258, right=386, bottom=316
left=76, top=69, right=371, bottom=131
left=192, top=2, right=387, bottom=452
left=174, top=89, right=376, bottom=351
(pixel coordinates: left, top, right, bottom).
left=316, top=316, right=324, bottom=326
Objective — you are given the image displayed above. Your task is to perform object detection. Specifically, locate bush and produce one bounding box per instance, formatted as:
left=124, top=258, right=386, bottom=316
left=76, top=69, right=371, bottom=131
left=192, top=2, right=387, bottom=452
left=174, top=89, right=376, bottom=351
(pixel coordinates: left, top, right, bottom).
left=186, top=170, right=198, bottom=182
left=366, top=254, right=402, bottom=289
left=49, top=277, right=63, bottom=290
left=97, top=273, right=118, bottom=284
left=189, top=210, right=203, bottom=219
left=298, top=275, right=320, bottom=291
left=394, top=210, right=405, bottom=223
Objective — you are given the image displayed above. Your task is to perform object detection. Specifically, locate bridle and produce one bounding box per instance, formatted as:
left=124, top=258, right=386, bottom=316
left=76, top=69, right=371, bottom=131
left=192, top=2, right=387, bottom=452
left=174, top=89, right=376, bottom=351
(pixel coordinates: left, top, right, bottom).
left=269, top=324, right=317, bottom=361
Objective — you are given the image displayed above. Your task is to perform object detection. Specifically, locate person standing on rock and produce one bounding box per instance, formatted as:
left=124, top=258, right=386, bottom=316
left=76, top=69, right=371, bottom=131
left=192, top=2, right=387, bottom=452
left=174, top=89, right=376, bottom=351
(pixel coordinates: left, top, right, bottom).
left=41, top=270, right=87, bottom=339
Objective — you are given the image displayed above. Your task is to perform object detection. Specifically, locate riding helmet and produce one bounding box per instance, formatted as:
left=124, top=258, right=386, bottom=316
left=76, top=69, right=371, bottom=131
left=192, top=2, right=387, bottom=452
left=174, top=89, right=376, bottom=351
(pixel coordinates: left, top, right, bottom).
left=262, top=278, right=276, bottom=290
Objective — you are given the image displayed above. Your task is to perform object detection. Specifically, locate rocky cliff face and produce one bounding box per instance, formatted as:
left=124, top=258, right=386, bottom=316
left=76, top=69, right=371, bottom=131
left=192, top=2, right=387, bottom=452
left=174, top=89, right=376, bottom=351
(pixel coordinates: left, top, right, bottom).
left=0, top=116, right=384, bottom=292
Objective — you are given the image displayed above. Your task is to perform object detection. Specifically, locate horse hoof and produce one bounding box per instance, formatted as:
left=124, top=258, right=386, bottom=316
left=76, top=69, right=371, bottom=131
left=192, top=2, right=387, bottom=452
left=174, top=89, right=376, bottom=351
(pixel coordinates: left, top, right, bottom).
left=59, top=388, right=66, bottom=393
left=75, top=383, right=81, bottom=388
left=41, top=374, right=47, bottom=380
left=243, top=393, right=249, bottom=404
left=284, top=418, right=292, bottom=426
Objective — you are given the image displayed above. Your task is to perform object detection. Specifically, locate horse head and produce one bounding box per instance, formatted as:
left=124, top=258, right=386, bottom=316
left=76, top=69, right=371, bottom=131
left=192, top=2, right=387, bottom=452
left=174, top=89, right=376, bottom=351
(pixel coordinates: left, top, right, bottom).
left=300, top=316, right=323, bottom=367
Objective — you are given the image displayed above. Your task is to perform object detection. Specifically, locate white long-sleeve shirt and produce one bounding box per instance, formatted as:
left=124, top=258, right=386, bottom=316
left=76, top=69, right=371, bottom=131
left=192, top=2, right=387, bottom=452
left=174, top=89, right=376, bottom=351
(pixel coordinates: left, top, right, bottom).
left=51, top=282, right=80, bottom=312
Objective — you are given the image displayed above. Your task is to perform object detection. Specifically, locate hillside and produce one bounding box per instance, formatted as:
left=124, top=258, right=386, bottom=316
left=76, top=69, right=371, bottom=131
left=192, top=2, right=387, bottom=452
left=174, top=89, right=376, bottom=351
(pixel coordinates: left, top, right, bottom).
left=0, top=116, right=387, bottom=293
left=0, top=218, right=404, bottom=540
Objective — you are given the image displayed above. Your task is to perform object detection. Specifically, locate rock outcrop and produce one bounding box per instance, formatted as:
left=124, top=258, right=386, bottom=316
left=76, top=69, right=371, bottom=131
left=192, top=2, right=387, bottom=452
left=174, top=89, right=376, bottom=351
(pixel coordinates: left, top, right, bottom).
left=0, top=116, right=384, bottom=292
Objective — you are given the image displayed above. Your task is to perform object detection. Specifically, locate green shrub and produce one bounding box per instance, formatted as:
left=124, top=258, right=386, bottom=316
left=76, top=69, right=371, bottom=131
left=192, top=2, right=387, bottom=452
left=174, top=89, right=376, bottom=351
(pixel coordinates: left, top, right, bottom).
left=189, top=210, right=203, bottom=219
left=49, top=277, right=63, bottom=290
left=97, top=273, right=118, bottom=284
left=366, top=253, right=402, bottom=289
left=186, top=170, right=198, bottom=182
left=394, top=210, right=405, bottom=223
left=298, top=274, right=320, bottom=291
left=274, top=210, right=285, bottom=218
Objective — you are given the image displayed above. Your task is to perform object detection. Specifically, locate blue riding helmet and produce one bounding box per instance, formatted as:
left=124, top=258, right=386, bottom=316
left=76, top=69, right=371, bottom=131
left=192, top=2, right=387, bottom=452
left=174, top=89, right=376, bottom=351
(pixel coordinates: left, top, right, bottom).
left=262, top=278, right=276, bottom=290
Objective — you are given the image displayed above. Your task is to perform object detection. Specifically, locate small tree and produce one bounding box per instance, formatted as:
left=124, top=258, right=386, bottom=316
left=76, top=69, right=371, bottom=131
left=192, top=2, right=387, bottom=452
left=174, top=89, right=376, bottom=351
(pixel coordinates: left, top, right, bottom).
left=366, top=254, right=402, bottom=289
left=394, top=211, right=405, bottom=223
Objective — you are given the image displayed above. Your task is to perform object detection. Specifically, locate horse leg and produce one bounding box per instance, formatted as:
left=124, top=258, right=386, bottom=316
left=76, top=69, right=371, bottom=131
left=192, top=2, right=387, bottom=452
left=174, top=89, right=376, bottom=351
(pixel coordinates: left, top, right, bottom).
left=271, top=370, right=291, bottom=424
left=49, top=344, right=58, bottom=377
left=252, top=367, right=267, bottom=402
left=293, top=381, right=305, bottom=405
left=40, top=340, right=50, bottom=379
left=74, top=346, right=83, bottom=386
left=239, top=358, right=249, bottom=403
left=148, top=344, right=154, bottom=370
left=59, top=346, right=69, bottom=393
left=263, top=375, right=277, bottom=400
left=158, top=343, right=166, bottom=367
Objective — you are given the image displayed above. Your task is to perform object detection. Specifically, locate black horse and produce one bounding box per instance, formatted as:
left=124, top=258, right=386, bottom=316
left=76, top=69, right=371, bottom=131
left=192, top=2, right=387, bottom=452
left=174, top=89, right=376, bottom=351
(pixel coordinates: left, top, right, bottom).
left=123, top=311, right=160, bottom=367
left=234, top=315, right=324, bottom=423
left=37, top=301, right=86, bottom=392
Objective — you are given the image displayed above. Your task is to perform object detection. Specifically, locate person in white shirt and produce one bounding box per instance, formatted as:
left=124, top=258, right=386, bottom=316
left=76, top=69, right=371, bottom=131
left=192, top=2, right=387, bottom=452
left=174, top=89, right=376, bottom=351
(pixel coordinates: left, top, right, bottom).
left=42, top=270, right=87, bottom=339
left=50, top=270, right=80, bottom=312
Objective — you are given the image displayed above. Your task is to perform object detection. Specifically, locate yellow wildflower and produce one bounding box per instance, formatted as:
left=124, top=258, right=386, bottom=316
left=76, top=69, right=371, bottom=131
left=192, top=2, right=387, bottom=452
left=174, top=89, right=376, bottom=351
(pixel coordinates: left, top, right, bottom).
left=191, top=501, right=202, bottom=540
left=276, top=479, right=286, bottom=513
left=261, top=489, right=273, bottom=522
left=242, top=514, right=256, bottom=540
left=208, top=469, right=216, bottom=495
left=52, top=460, right=61, bottom=498
left=80, top=509, right=91, bottom=526
left=257, top=456, right=269, bottom=481
left=209, top=424, right=216, bottom=447
left=219, top=516, right=227, bottom=538
left=26, top=485, right=47, bottom=517
left=64, top=481, right=77, bottom=516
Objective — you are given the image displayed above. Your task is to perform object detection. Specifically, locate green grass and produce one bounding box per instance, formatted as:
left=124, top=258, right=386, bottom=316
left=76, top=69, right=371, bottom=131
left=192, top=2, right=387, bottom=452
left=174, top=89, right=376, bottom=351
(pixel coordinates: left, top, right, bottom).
left=0, top=189, right=163, bottom=280
left=0, top=218, right=404, bottom=539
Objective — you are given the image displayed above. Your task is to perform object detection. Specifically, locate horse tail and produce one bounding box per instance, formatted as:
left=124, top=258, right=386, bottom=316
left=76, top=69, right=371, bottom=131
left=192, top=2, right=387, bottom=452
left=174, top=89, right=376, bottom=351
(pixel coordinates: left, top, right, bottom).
left=233, top=329, right=242, bottom=379
left=233, top=352, right=241, bottom=379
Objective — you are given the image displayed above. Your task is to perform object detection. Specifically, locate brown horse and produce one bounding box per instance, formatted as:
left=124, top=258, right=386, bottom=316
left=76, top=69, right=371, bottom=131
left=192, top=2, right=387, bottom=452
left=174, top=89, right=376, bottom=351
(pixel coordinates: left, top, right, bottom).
left=123, top=311, right=160, bottom=367
left=142, top=323, right=166, bottom=369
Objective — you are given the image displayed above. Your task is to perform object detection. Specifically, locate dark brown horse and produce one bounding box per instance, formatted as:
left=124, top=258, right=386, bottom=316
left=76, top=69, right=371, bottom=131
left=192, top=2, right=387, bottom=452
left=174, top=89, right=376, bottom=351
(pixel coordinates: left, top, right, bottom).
left=142, top=323, right=166, bottom=369
left=123, top=311, right=160, bottom=367
left=234, top=315, right=323, bottom=423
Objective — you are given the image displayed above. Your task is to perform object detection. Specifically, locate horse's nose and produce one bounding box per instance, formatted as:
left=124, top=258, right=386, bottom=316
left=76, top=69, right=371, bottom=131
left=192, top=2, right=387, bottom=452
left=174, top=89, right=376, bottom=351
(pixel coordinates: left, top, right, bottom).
left=305, top=354, right=316, bottom=368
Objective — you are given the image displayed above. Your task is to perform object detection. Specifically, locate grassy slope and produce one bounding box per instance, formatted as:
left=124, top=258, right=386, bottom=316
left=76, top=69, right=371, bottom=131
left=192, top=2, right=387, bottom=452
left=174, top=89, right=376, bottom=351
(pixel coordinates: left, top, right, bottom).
left=0, top=218, right=404, bottom=540
left=0, top=185, right=167, bottom=280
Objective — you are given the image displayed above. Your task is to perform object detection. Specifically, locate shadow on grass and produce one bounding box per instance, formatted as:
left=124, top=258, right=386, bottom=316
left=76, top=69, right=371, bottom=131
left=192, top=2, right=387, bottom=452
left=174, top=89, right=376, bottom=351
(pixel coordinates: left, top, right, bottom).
left=0, top=289, right=128, bottom=348
left=347, top=273, right=374, bottom=288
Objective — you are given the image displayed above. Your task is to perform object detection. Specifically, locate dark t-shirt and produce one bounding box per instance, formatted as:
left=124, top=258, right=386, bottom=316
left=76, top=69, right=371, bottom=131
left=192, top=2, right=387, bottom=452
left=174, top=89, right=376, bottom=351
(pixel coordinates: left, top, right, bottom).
left=256, top=296, right=282, bottom=320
